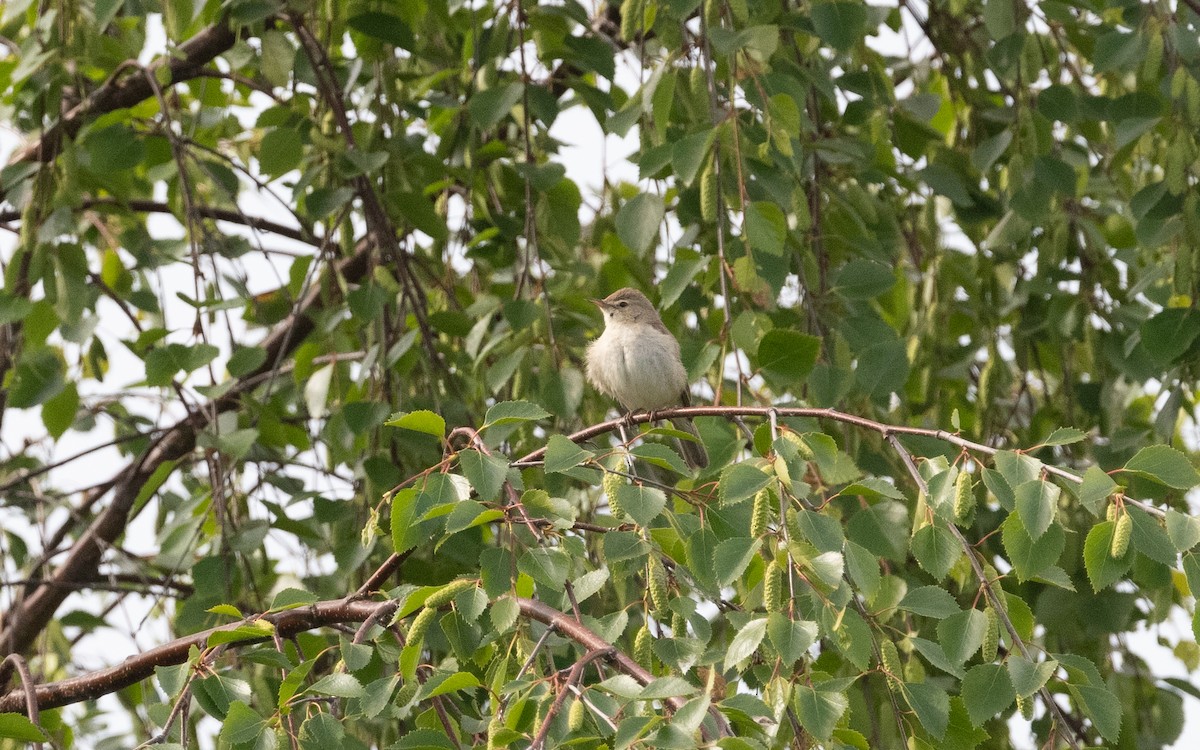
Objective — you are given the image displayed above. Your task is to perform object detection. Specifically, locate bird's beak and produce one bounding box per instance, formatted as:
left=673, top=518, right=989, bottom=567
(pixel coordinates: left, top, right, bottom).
left=589, top=298, right=608, bottom=310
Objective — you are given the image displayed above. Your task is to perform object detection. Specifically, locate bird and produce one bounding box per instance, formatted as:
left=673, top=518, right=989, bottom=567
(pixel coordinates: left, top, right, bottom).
left=585, top=288, right=709, bottom=470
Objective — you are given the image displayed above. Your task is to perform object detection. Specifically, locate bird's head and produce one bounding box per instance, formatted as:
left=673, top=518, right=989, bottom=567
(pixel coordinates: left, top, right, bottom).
left=590, top=288, right=659, bottom=327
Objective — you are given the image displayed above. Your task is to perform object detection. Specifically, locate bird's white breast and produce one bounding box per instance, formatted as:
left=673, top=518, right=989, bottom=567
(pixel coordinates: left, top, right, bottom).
left=586, top=322, right=687, bottom=411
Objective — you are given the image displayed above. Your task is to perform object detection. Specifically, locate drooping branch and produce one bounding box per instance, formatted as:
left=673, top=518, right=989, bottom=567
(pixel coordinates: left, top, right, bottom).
left=1, top=21, right=237, bottom=202
left=0, top=241, right=376, bottom=656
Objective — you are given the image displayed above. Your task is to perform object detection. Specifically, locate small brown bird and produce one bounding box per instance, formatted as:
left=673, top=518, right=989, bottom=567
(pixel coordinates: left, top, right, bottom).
left=585, top=288, right=708, bottom=470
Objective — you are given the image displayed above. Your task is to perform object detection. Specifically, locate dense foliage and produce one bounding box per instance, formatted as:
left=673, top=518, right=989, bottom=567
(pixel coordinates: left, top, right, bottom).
left=2, top=0, right=1200, bottom=747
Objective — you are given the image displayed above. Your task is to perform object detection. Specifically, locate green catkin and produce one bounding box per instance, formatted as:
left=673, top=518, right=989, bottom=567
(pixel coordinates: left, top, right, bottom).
left=407, top=606, right=438, bottom=647
left=879, top=640, right=902, bottom=691
left=1106, top=503, right=1117, bottom=521
left=648, top=556, right=670, bottom=612
left=982, top=563, right=1006, bottom=610
left=424, top=578, right=475, bottom=608
left=699, top=159, right=718, bottom=222
left=670, top=612, right=687, bottom=637
left=982, top=606, right=1000, bottom=661
left=751, top=488, right=771, bottom=537
left=603, top=471, right=625, bottom=519
left=1112, top=511, right=1133, bottom=558
left=567, top=696, right=586, bottom=731
left=633, top=624, right=653, bottom=668
left=487, top=715, right=504, bottom=749
left=763, top=560, right=783, bottom=611
left=784, top=507, right=804, bottom=542
left=954, top=470, right=975, bottom=522
left=1016, top=692, right=1034, bottom=719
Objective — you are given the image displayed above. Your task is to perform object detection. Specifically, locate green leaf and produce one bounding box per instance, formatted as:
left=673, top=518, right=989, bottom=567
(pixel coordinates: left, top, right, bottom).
left=960, top=664, right=1015, bottom=727
left=347, top=11, right=414, bottom=48
left=42, top=381, right=78, bottom=439
left=994, top=450, right=1041, bottom=488
left=714, top=537, right=761, bottom=586
left=419, top=671, right=482, bottom=699
left=483, top=399, right=552, bottom=427
left=1007, top=655, right=1057, bottom=698
left=459, top=449, right=509, bottom=502
left=308, top=673, right=364, bottom=699
left=1166, top=508, right=1200, bottom=552
left=614, top=483, right=667, bottom=527
left=1039, top=427, right=1086, bottom=447
left=518, top=547, right=571, bottom=591
left=847, top=500, right=909, bottom=562
left=757, top=329, right=820, bottom=385
left=900, top=585, right=961, bottom=619
left=937, top=608, right=988, bottom=664
left=911, top=523, right=961, bottom=581
left=903, top=681, right=950, bottom=740
left=745, top=202, right=787, bottom=256
left=1014, top=480, right=1058, bottom=540
left=208, top=620, right=275, bottom=646
left=386, top=410, right=446, bottom=438
left=544, top=435, right=594, bottom=473
left=0, top=713, right=49, bottom=742
left=793, top=683, right=849, bottom=742
left=832, top=259, right=895, bottom=299
left=218, top=701, right=265, bottom=745
left=87, top=124, right=145, bottom=172
left=469, top=83, right=524, bottom=129
left=259, top=128, right=302, bottom=178
left=1140, top=308, right=1200, bottom=365
left=1121, top=445, right=1200, bottom=489
left=1001, top=513, right=1065, bottom=581
left=1082, top=521, right=1135, bottom=592
left=724, top=617, right=767, bottom=668
left=615, top=192, right=665, bottom=254
left=145, top=343, right=220, bottom=386
left=304, top=186, right=354, bottom=220
left=718, top=463, right=773, bottom=506
left=8, top=349, right=65, bottom=408
left=1069, top=684, right=1123, bottom=743
left=767, top=613, right=818, bottom=664
left=810, top=1, right=869, bottom=51
left=1127, top=506, right=1177, bottom=566
left=844, top=540, right=880, bottom=599
left=1079, top=466, right=1118, bottom=514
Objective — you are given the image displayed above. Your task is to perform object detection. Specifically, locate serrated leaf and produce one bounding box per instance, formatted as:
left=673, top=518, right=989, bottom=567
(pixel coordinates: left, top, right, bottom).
left=386, top=410, right=446, bottom=438
left=793, top=684, right=848, bottom=742
left=483, top=400, right=552, bottom=427
left=912, top=524, right=961, bottom=581
left=307, top=673, right=363, bottom=699
left=767, top=613, right=818, bottom=664
left=1083, top=521, right=1135, bottom=592
left=518, top=547, right=571, bottom=591
left=420, top=671, right=481, bottom=699
left=544, top=434, right=594, bottom=473
left=616, top=192, right=664, bottom=254
left=1070, top=684, right=1122, bottom=743
left=724, top=617, right=768, bottom=668
left=1007, top=655, right=1057, bottom=698
left=961, top=664, right=1015, bottom=726
left=1079, top=465, right=1118, bottom=514
left=757, top=329, right=820, bottom=385
left=847, top=500, right=909, bottom=562
left=1039, top=427, right=1086, bottom=446
left=1014, top=480, right=1058, bottom=540
left=1127, top=506, right=1177, bottom=566
left=1166, top=508, right=1200, bottom=552
left=937, top=608, right=988, bottom=664
left=745, top=201, right=787, bottom=256
left=0, top=713, right=49, bottom=742
left=714, top=537, right=762, bottom=586
left=459, top=449, right=509, bottom=502
left=1001, top=513, right=1065, bottom=581
left=719, top=463, right=773, bottom=506
left=899, top=585, right=961, bottom=619
left=1121, top=445, right=1200, bottom=489
left=810, top=1, right=868, bottom=51
left=903, top=681, right=950, bottom=740
left=615, top=483, right=667, bottom=527
left=638, top=676, right=696, bottom=700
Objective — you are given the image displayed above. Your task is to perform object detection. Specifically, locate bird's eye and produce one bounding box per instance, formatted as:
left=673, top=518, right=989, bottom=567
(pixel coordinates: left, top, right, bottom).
left=618, top=301, right=628, bottom=308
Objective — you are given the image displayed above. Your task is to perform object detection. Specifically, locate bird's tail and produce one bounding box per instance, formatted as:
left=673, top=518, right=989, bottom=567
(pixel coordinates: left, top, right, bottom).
left=671, top=417, right=709, bottom=470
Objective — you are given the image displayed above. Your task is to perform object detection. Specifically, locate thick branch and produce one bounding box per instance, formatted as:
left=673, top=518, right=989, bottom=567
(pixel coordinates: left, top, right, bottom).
left=0, top=597, right=667, bottom=715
